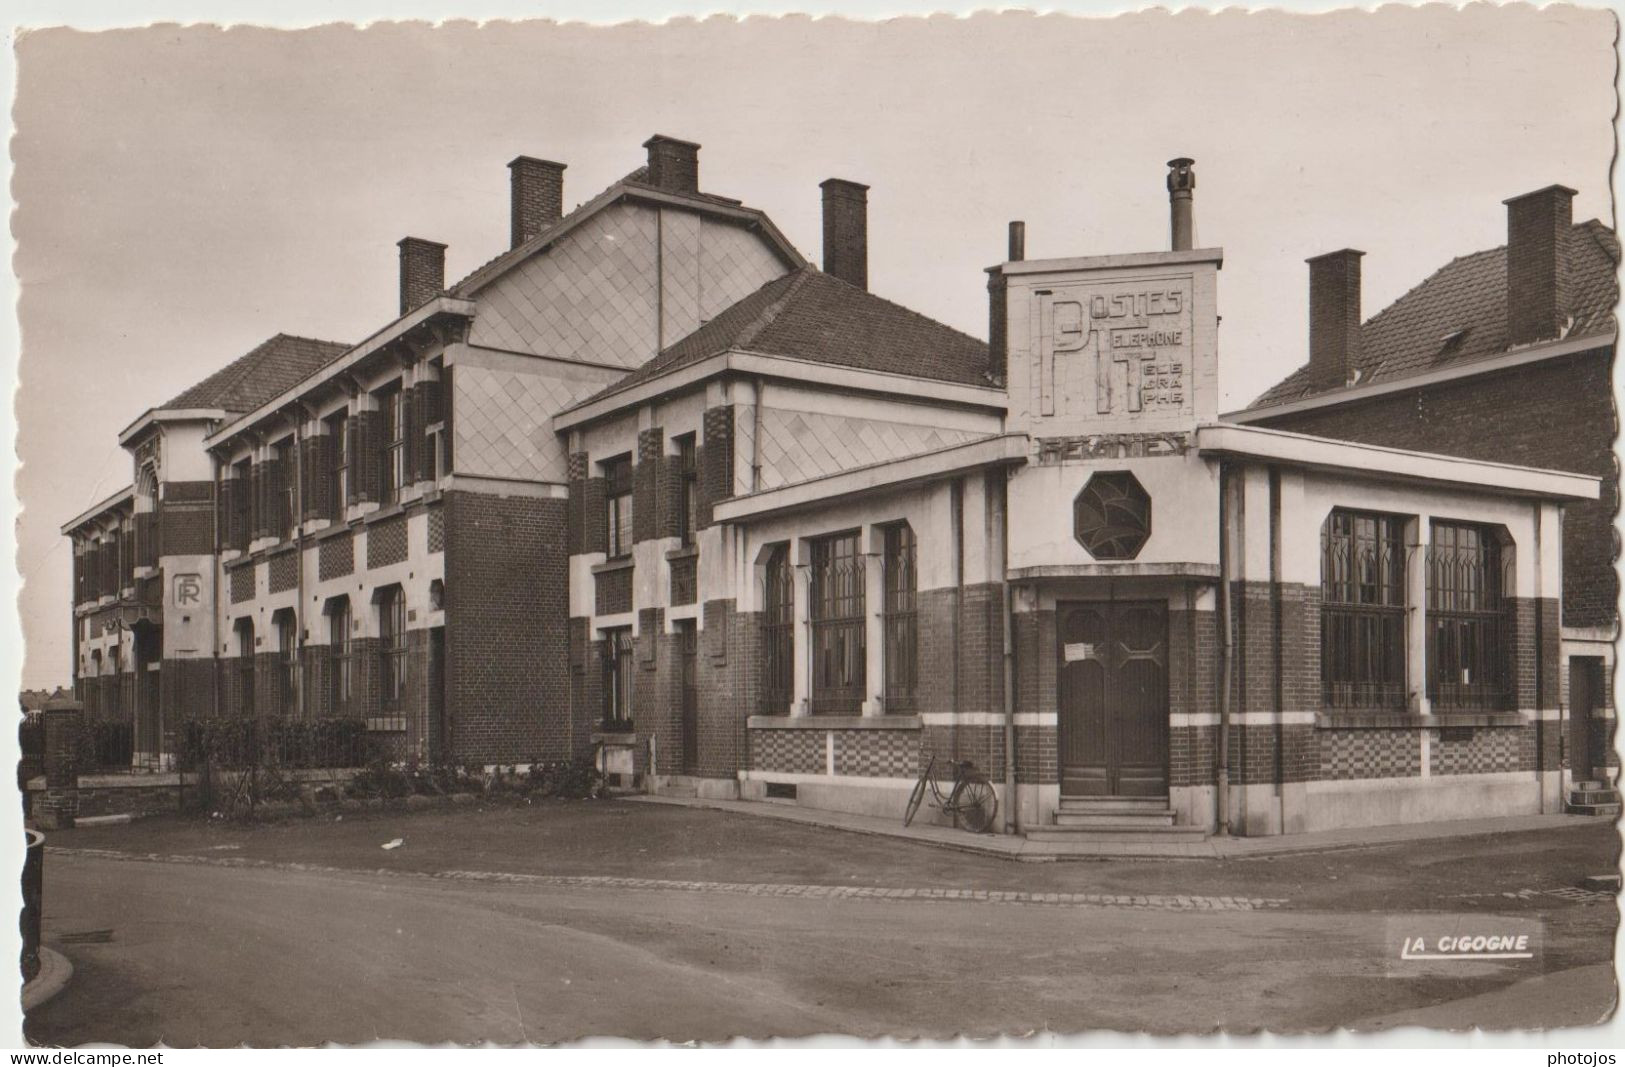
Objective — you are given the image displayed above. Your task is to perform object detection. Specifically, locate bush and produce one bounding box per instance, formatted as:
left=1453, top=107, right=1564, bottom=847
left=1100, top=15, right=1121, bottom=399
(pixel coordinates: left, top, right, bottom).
left=76, top=720, right=134, bottom=771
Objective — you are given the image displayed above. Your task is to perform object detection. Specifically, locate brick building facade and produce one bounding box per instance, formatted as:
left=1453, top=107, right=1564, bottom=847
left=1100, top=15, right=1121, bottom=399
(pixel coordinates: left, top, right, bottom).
left=1235, top=184, right=1618, bottom=790
left=62, top=144, right=1600, bottom=839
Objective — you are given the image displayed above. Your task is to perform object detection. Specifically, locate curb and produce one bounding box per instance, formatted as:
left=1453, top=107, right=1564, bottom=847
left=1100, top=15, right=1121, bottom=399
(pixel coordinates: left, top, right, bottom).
left=75, top=814, right=137, bottom=828
left=21, top=947, right=73, bottom=1012
left=627, top=795, right=1602, bottom=862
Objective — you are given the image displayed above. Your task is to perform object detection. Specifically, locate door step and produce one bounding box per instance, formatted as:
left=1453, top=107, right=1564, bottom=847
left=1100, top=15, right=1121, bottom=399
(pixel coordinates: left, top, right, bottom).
left=1566, top=781, right=1622, bottom=817
left=1054, top=809, right=1176, bottom=828
left=1026, top=824, right=1210, bottom=844
left=1058, top=796, right=1172, bottom=813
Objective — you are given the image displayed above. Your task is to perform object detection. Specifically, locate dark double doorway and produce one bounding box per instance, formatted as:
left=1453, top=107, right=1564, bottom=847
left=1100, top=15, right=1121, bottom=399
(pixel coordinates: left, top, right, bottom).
left=1569, top=656, right=1608, bottom=781
left=1057, top=600, right=1170, bottom=797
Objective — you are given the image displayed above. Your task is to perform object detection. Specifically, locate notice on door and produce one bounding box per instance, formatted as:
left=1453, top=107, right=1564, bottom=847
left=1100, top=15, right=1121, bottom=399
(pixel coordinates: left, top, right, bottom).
left=1063, top=642, right=1095, bottom=662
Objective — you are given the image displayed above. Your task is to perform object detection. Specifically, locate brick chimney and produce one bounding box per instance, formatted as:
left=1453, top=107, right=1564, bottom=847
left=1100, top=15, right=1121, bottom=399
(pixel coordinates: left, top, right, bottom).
left=1504, top=184, right=1576, bottom=347
left=1167, top=157, right=1196, bottom=252
left=508, top=156, right=566, bottom=249
left=643, top=135, right=700, bottom=194
left=985, top=221, right=1024, bottom=386
left=820, top=178, right=869, bottom=290
left=398, top=237, right=447, bottom=315
left=1306, top=248, right=1365, bottom=388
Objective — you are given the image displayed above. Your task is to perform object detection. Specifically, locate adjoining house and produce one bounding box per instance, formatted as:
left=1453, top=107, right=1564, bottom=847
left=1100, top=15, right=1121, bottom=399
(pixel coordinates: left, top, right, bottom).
left=1233, top=184, right=1619, bottom=812
left=61, top=140, right=1601, bottom=839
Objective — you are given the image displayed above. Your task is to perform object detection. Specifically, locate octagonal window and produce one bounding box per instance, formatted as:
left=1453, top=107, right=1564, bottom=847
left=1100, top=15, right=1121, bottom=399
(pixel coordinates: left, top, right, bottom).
left=1074, top=471, right=1151, bottom=560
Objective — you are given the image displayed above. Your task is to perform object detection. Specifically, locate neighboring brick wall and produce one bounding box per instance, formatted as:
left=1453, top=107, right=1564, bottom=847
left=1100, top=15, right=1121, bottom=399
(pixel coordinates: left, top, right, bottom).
left=1254, top=350, right=1617, bottom=629
left=158, top=480, right=214, bottom=556
left=695, top=599, right=757, bottom=777
left=444, top=489, right=570, bottom=765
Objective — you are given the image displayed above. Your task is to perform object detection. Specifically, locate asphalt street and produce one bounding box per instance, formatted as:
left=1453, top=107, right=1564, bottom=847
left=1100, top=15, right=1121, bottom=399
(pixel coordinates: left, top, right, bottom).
left=24, top=845, right=1620, bottom=1045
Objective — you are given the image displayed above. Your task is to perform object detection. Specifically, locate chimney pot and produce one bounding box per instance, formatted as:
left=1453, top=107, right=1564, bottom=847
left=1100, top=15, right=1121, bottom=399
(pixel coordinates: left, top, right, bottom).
left=1306, top=248, right=1365, bottom=389
left=397, top=237, right=447, bottom=316
left=1008, top=221, right=1026, bottom=262
left=1503, top=184, right=1577, bottom=347
left=1167, top=157, right=1196, bottom=252
left=820, top=178, right=869, bottom=290
left=508, top=156, right=566, bottom=249
left=643, top=135, right=701, bottom=194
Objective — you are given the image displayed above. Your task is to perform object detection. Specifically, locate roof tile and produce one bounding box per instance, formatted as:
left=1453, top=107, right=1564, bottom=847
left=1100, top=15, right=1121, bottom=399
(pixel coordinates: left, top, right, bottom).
left=1250, top=219, right=1619, bottom=408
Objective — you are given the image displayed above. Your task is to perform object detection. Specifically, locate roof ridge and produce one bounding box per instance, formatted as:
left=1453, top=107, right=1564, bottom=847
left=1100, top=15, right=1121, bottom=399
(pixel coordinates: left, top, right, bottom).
left=734, top=266, right=815, bottom=350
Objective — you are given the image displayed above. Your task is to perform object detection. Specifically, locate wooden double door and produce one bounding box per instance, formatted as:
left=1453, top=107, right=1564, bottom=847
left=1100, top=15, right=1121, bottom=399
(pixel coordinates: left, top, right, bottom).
left=1057, top=600, right=1170, bottom=797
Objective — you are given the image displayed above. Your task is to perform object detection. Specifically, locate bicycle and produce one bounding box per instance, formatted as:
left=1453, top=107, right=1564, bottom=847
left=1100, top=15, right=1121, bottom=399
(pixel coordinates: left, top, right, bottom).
left=903, top=755, right=998, bottom=834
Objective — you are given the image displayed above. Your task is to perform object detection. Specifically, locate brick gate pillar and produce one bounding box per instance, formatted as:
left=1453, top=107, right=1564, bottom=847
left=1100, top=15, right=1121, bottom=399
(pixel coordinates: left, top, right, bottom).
left=37, top=699, right=83, bottom=830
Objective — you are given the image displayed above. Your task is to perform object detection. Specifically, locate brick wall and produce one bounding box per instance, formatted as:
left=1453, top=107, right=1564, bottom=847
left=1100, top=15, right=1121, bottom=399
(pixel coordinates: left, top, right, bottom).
left=159, top=480, right=214, bottom=556
left=367, top=515, right=408, bottom=569
left=634, top=428, right=662, bottom=543
left=697, top=405, right=734, bottom=527
left=1254, top=350, right=1616, bottom=629
left=319, top=532, right=355, bottom=581
left=444, top=489, right=571, bottom=765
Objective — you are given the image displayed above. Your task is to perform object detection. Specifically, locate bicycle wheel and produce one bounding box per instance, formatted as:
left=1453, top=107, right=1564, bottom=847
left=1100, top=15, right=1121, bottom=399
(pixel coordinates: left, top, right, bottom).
left=903, top=760, right=932, bottom=827
left=954, top=780, right=997, bottom=834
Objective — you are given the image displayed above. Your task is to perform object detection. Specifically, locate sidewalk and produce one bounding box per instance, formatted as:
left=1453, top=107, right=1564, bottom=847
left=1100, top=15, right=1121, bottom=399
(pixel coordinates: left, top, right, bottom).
left=626, top=794, right=1604, bottom=861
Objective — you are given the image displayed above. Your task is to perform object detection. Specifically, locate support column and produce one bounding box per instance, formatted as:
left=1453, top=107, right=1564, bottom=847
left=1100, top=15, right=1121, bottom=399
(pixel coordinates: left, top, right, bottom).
left=38, top=699, right=83, bottom=831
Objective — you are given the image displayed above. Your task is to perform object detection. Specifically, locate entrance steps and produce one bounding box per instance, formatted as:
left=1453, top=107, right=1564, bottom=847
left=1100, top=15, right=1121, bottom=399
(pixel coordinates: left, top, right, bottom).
left=1565, top=780, right=1622, bottom=818
left=1026, top=796, right=1209, bottom=844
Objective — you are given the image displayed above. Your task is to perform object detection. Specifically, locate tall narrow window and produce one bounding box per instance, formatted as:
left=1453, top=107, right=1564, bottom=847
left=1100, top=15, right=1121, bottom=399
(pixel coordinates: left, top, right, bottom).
left=677, top=434, right=698, bottom=546
left=326, top=411, right=349, bottom=520
left=379, top=384, right=406, bottom=506
left=231, top=458, right=252, bottom=551
left=236, top=618, right=256, bottom=717
left=275, top=610, right=297, bottom=717
left=378, top=586, right=407, bottom=713
left=273, top=436, right=297, bottom=540
left=882, top=523, right=918, bottom=707
left=1428, top=522, right=1509, bottom=710
left=601, top=627, right=634, bottom=729
left=761, top=544, right=794, bottom=715
left=811, top=531, right=866, bottom=715
left=328, top=597, right=352, bottom=714
left=1321, top=510, right=1407, bottom=710
left=604, top=455, right=633, bottom=559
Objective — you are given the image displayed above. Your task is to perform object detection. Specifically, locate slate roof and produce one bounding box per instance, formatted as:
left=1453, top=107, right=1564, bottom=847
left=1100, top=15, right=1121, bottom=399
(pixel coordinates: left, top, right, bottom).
left=449, top=166, right=799, bottom=298
left=1249, top=219, right=1619, bottom=409
left=160, top=333, right=352, bottom=414
left=575, top=265, right=994, bottom=409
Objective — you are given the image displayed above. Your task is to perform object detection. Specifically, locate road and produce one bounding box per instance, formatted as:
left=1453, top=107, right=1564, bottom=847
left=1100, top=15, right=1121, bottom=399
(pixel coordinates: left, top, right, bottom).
left=25, top=846, right=1619, bottom=1045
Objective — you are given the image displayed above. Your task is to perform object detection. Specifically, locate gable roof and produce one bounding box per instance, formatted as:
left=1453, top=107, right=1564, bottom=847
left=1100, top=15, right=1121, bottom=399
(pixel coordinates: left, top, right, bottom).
left=161, top=333, right=352, bottom=414
left=1250, top=219, right=1619, bottom=409
left=574, top=265, right=992, bottom=410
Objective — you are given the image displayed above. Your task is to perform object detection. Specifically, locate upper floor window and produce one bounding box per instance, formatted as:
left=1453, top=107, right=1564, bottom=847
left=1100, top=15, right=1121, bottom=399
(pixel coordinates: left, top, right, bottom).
left=810, top=530, right=866, bottom=715
left=881, top=523, right=918, bottom=707
left=676, top=434, right=698, bottom=546
left=326, top=410, right=349, bottom=519
left=604, top=455, right=633, bottom=559
left=1428, top=522, right=1510, bottom=710
left=273, top=435, right=296, bottom=540
left=230, top=458, right=253, bottom=551
left=1321, top=510, right=1407, bottom=711
left=379, top=384, right=406, bottom=506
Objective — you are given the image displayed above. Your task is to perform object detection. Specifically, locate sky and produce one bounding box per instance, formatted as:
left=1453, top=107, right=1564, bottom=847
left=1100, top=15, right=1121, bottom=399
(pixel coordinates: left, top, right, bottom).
left=9, top=5, right=1618, bottom=689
